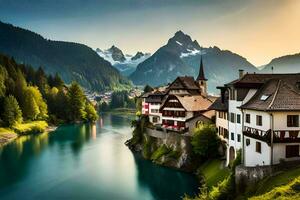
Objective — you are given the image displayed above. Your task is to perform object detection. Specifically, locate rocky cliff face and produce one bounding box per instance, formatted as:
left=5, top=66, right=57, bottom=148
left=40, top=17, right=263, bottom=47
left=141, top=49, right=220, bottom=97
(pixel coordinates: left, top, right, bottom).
left=127, top=128, right=197, bottom=172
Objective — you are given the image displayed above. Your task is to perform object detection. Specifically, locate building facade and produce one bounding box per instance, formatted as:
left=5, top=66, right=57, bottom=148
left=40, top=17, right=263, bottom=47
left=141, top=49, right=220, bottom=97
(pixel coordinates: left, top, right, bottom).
left=140, top=57, right=215, bottom=134
left=211, top=72, right=300, bottom=166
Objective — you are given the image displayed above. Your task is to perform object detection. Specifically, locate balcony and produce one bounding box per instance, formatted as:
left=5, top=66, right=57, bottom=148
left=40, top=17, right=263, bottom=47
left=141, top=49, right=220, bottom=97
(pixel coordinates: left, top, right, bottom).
left=243, top=126, right=300, bottom=143
left=149, top=124, right=189, bottom=134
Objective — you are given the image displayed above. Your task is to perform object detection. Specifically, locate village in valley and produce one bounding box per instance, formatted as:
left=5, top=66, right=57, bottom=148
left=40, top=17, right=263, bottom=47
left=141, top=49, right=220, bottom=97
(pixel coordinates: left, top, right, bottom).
left=136, top=56, right=300, bottom=197
left=1, top=1, right=300, bottom=200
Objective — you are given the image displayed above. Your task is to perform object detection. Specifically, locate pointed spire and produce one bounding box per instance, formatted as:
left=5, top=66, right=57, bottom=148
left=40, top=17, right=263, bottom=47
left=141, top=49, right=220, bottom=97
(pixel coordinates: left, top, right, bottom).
left=197, top=55, right=207, bottom=81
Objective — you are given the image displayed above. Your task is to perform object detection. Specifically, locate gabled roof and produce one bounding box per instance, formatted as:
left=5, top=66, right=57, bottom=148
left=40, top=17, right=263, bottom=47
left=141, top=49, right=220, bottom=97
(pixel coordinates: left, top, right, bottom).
left=209, top=96, right=228, bottom=111
left=163, top=95, right=213, bottom=112
left=167, top=76, right=200, bottom=91
left=240, top=75, right=300, bottom=111
left=226, top=73, right=300, bottom=88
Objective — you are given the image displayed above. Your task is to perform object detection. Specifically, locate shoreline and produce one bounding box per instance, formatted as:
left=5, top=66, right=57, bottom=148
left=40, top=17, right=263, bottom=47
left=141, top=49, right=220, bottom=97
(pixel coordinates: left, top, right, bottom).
left=0, top=124, right=58, bottom=148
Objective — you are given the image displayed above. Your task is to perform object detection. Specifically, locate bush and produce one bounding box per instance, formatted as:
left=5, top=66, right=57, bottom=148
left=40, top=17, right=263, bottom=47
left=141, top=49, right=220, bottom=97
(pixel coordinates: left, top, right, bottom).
left=13, top=121, right=48, bottom=135
left=191, top=124, right=221, bottom=159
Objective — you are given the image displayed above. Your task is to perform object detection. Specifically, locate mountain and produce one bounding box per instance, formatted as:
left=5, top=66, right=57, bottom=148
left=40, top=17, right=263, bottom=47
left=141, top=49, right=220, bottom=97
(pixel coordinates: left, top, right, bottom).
left=129, top=31, right=258, bottom=93
left=0, top=21, right=130, bottom=91
left=262, top=53, right=300, bottom=73
left=96, top=47, right=150, bottom=76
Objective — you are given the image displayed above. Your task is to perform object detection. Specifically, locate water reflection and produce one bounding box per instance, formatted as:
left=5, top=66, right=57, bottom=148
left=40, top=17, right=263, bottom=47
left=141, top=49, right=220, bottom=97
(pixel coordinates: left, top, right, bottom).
left=134, top=154, right=199, bottom=200
left=0, top=114, right=199, bottom=200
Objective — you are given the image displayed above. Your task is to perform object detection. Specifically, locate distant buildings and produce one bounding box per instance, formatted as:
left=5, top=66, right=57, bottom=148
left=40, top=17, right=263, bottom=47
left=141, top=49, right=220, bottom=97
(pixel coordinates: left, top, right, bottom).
left=210, top=72, right=300, bottom=167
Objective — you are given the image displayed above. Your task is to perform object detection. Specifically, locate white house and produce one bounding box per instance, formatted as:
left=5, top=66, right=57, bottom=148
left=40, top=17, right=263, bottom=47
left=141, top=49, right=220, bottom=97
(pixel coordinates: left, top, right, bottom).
left=211, top=72, right=300, bottom=167
left=141, top=90, right=166, bottom=124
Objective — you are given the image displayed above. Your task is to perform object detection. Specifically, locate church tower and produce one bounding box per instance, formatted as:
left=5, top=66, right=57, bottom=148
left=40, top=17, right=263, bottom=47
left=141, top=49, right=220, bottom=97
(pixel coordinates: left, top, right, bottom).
left=196, top=56, right=208, bottom=97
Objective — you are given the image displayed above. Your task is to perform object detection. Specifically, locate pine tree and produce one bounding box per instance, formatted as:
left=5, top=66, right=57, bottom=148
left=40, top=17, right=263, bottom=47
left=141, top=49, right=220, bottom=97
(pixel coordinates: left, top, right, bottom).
left=68, top=82, right=86, bottom=121
left=53, top=73, right=64, bottom=88
left=0, top=65, right=8, bottom=97
left=2, top=95, right=22, bottom=127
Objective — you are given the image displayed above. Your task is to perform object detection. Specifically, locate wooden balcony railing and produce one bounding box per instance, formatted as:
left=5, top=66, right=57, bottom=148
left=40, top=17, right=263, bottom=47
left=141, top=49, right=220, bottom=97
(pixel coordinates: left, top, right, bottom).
left=243, top=126, right=300, bottom=143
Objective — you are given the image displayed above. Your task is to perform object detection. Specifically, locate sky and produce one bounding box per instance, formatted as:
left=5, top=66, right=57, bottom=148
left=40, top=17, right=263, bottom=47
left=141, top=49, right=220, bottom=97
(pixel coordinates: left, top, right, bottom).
left=0, top=0, right=299, bottom=66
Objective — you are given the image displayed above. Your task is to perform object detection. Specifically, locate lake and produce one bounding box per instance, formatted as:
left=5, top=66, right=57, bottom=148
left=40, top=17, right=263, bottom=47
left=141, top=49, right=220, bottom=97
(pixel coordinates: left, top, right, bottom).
left=0, top=114, right=199, bottom=200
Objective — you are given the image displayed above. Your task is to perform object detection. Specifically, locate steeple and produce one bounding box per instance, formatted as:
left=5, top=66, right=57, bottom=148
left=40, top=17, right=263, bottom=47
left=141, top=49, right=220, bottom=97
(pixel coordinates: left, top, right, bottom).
left=196, top=56, right=208, bottom=97
left=197, top=55, right=207, bottom=81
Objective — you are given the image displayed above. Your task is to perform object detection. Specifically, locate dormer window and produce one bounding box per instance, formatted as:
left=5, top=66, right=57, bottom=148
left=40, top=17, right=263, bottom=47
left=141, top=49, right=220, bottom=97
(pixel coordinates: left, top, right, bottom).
left=260, top=95, right=270, bottom=101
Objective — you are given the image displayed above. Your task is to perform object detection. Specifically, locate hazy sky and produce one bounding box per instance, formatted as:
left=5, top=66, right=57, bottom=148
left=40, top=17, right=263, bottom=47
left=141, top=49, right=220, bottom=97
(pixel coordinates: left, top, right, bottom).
left=0, top=0, right=299, bottom=66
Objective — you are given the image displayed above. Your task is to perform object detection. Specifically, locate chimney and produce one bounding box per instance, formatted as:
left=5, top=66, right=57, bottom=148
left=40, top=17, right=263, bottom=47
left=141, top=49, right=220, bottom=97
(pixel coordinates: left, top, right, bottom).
left=239, top=69, right=244, bottom=79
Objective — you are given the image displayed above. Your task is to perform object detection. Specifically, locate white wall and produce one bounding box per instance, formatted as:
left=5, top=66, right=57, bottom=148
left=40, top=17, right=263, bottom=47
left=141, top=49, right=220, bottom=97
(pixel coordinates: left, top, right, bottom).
left=273, top=143, right=300, bottom=164
left=244, top=136, right=271, bottom=166
left=244, top=110, right=271, bottom=131
left=273, top=112, right=300, bottom=131
left=228, top=100, right=243, bottom=150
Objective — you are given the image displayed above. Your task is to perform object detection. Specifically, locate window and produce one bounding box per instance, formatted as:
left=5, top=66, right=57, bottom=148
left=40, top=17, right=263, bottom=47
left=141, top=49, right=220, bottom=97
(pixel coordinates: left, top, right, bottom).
left=231, top=132, right=234, bottom=141
left=256, top=142, right=261, bottom=153
left=230, top=113, right=235, bottom=123
left=218, top=111, right=223, bottom=119
left=246, top=139, right=250, bottom=146
left=237, top=114, right=241, bottom=124
left=256, top=115, right=262, bottom=126
left=286, top=145, right=299, bottom=158
left=287, top=115, right=299, bottom=127
left=246, top=114, right=250, bottom=123
left=237, top=134, right=241, bottom=142
left=152, top=117, right=158, bottom=123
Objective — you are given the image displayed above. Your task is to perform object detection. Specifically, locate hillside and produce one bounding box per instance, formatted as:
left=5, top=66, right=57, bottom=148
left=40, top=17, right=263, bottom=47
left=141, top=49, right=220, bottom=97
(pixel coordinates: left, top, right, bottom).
left=130, top=31, right=258, bottom=93
left=0, top=21, right=130, bottom=91
left=262, top=53, right=300, bottom=73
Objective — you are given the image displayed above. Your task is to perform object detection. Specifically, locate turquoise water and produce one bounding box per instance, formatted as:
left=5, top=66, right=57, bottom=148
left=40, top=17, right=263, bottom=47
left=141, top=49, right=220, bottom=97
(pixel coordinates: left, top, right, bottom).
left=0, top=114, right=199, bottom=200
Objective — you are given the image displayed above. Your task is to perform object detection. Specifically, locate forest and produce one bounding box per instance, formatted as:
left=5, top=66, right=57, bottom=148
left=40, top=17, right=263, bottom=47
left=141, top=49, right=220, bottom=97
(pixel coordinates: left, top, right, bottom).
left=0, top=54, right=98, bottom=135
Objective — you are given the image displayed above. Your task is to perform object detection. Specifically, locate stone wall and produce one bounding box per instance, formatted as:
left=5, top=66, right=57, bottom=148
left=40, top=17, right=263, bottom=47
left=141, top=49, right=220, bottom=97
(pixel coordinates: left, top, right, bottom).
left=235, top=160, right=300, bottom=192
left=235, top=165, right=273, bottom=188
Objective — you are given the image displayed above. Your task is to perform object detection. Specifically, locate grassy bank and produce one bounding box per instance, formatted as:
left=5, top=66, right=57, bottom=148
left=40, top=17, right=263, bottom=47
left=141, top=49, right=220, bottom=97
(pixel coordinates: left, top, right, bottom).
left=0, top=121, right=49, bottom=146
left=0, top=128, right=18, bottom=147
left=12, top=121, right=48, bottom=135
left=197, top=159, right=231, bottom=188
left=239, top=165, right=300, bottom=199
left=250, top=175, right=300, bottom=200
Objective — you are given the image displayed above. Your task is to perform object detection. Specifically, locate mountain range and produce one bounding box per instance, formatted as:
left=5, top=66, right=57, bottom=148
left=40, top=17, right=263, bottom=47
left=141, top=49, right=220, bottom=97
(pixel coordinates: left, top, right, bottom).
left=129, top=31, right=300, bottom=93
left=96, top=46, right=150, bottom=76
left=129, top=31, right=258, bottom=93
left=0, top=21, right=299, bottom=93
left=262, top=53, right=300, bottom=73
left=0, top=21, right=130, bottom=91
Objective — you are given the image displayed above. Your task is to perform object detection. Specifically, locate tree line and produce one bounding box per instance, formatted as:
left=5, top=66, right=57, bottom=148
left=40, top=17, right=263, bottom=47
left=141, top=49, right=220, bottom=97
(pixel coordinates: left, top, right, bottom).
left=99, top=90, right=136, bottom=111
left=0, top=54, right=98, bottom=128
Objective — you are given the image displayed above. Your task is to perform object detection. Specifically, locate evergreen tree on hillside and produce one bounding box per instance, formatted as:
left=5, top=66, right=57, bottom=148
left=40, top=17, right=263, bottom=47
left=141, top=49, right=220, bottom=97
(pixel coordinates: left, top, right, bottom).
left=0, top=65, right=8, bottom=97
left=68, top=82, right=86, bottom=121
left=53, top=73, right=64, bottom=88
left=2, top=95, right=22, bottom=127
left=23, top=86, right=48, bottom=120
left=35, top=67, right=48, bottom=94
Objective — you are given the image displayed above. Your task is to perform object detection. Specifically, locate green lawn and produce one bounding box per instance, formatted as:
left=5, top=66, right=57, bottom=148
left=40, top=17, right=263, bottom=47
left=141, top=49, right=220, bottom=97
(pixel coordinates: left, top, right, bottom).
left=249, top=166, right=300, bottom=196
left=198, top=159, right=231, bottom=188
